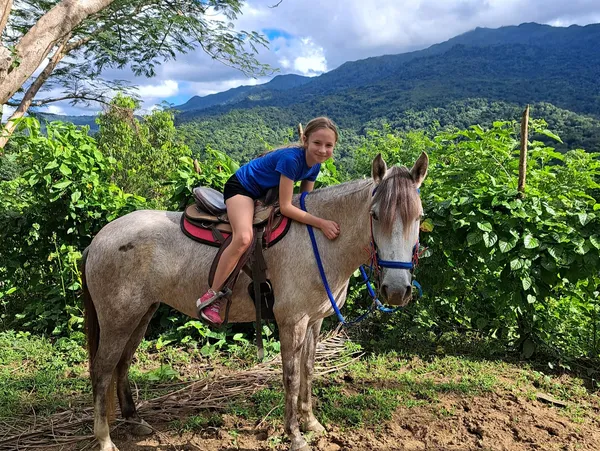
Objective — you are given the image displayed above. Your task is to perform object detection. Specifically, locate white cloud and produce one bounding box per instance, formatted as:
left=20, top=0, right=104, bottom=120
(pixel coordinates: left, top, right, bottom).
left=46, top=105, right=66, bottom=115
left=1, top=105, right=16, bottom=122
left=187, top=78, right=264, bottom=97
left=135, top=80, right=179, bottom=99
left=293, top=54, right=327, bottom=76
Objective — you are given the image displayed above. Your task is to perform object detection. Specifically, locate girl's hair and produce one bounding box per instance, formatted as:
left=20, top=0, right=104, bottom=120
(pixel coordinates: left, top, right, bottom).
left=254, top=116, right=338, bottom=159
left=301, top=116, right=339, bottom=147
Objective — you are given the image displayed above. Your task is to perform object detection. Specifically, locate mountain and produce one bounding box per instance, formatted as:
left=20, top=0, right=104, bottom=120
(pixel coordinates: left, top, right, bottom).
left=174, top=74, right=310, bottom=112
left=37, top=113, right=99, bottom=133
left=174, top=22, right=600, bottom=124
left=39, top=23, right=600, bottom=158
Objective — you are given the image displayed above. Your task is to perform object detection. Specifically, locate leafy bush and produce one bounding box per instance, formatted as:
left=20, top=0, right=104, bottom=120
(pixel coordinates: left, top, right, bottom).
left=0, top=118, right=145, bottom=333
left=346, top=120, right=600, bottom=359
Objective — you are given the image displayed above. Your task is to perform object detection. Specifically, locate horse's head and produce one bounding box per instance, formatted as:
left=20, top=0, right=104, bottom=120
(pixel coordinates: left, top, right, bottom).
left=369, top=152, right=428, bottom=306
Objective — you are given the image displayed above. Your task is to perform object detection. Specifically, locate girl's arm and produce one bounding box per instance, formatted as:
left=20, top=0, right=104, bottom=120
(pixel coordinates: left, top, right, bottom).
left=279, top=175, right=339, bottom=240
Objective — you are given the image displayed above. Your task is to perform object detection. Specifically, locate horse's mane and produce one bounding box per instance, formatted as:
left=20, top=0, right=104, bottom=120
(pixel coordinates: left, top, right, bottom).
left=295, top=167, right=421, bottom=235
left=371, top=166, right=422, bottom=235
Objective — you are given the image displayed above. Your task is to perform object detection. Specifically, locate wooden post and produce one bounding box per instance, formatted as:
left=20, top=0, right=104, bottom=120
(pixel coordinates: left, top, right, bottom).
left=193, top=159, right=201, bottom=174
left=518, top=105, right=529, bottom=198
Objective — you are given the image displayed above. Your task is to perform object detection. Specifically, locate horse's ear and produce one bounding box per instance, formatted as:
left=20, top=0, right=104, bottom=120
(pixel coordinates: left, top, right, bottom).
left=371, top=154, right=387, bottom=184
left=411, top=152, right=429, bottom=188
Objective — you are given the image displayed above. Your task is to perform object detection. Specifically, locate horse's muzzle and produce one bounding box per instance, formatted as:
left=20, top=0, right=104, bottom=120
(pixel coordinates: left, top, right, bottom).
left=381, top=283, right=413, bottom=306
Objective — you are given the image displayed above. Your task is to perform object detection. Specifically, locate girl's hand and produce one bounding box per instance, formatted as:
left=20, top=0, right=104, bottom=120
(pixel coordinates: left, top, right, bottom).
left=320, top=219, right=340, bottom=240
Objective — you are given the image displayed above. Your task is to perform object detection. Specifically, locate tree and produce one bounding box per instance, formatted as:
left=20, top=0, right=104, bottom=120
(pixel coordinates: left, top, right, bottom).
left=95, top=94, right=190, bottom=203
left=0, top=0, right=271, bottom=150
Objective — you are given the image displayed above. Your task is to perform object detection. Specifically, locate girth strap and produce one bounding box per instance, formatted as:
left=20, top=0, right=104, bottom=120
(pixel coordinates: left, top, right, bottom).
left=251, top=227, right=267, bottom=360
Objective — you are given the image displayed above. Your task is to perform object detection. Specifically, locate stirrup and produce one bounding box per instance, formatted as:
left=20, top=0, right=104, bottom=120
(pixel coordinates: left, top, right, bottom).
left=218, top=287, right=232, bottom=299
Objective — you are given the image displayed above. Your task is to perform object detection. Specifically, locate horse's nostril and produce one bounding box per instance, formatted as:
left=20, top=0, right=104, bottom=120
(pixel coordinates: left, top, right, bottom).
left=405, top=285, right=412, bottom=296
left=381, top=284, right=388, bottom=300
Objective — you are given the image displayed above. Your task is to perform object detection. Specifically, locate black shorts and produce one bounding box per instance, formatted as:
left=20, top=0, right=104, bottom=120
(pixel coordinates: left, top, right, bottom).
left=223, top=173, right=256, bottom=202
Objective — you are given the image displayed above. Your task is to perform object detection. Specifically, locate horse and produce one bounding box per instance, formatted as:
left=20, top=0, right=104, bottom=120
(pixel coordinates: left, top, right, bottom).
left=82, top=152, right=429, bottom=451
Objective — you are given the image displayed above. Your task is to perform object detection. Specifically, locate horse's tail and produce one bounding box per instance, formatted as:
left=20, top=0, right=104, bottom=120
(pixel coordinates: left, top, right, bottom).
left=81, top=246, right=116, bottom=422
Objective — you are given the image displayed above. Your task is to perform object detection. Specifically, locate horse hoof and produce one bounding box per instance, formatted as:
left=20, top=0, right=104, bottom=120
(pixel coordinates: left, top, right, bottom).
left=130, top=419, right=153, bottom=436
left=99, top=441, right=119, bottom=451
left=301, top=419, right=326, bottom=434
left=290, top=437, right=310, bottom=451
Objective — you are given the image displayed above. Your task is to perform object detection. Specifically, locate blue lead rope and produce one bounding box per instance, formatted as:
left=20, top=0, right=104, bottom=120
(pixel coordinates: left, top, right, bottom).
left=299, top=191, right=422, bottom=326
left=300, top=191, right=347, bottom=324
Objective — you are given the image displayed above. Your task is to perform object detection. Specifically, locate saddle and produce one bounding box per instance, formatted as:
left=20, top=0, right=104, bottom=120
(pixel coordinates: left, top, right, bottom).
left=181, top=186, right=292, bottom=358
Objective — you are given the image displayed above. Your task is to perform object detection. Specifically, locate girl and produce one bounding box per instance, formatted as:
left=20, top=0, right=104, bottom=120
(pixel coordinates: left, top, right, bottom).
left=197, top=116, right=341, bottom=325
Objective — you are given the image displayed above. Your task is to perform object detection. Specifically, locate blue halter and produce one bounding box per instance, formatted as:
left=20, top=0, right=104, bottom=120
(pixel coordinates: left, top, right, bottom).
left=299, top=190, right=421, bottom=326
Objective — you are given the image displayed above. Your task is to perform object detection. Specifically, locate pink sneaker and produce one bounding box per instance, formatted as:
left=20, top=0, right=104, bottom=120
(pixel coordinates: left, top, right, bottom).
left=196, top=289, right=220, bottom=311
left=200, top=299, right=224, bottom=325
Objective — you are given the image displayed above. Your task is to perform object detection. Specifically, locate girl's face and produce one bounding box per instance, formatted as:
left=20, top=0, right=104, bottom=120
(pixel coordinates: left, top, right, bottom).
left=304, top=127, right=336, bottom=166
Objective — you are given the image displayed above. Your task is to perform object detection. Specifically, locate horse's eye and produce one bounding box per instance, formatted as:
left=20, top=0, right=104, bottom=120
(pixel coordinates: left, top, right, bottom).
left=371, top=211, right=379, bottom=221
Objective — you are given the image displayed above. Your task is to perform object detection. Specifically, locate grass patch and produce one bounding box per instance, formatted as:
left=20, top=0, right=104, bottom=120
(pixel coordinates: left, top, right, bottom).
left=0, top=331, right=90, bottom=418
left=316, top=385, right=401, bottom=427
left=170, top=412, right=224, bottom=432
left=224, top=387, right=285, bottom=426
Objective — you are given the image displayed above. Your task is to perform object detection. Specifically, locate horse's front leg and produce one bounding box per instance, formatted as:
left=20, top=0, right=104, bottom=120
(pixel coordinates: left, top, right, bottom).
left=299, top=319, right=325, bottom=434
left=280, top=317, right=310, bottom=451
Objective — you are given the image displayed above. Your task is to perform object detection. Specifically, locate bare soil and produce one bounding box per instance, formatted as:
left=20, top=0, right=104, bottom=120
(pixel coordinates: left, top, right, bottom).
left=111, top=389, right=600, bottom=451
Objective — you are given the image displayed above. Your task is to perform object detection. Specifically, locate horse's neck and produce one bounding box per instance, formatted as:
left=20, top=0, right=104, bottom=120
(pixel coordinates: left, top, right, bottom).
left=300, top=179, right=373, bottom=279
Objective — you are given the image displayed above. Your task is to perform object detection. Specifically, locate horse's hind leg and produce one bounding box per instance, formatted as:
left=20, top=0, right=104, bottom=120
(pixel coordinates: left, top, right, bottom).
left=299, top=319, right=325, bottom=434
left=92, top=328, right=134, bottom=451
left=280, top=317, right=310, bottom=451
left=116, top=302, right=159, bottom=436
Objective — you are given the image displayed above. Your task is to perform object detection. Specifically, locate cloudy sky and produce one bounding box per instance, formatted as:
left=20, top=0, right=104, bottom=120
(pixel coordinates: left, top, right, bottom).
left=23, top=0, right=600, bottom=116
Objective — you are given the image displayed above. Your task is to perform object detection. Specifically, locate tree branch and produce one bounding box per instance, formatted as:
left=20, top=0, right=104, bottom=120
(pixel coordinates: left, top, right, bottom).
left=5, top=93, right=110, bottom=108
left=0, top=34, right=71, bottom=150
left=0, top=0, right=116, bottom=105
left=0, top=0, right=13, bottom=37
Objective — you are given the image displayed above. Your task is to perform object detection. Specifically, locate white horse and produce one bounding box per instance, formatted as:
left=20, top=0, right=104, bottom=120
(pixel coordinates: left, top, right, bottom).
left=82, top=153, right=428, bottom=450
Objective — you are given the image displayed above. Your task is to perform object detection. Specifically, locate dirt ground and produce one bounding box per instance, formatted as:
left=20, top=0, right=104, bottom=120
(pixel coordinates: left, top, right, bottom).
left=111, top=390, right=600, bottom=451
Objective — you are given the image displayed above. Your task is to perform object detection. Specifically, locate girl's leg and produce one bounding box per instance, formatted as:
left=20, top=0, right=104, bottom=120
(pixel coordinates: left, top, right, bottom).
left=197, top=194, right=255, bottom=324
left=212, top=194, right=255, bottom=290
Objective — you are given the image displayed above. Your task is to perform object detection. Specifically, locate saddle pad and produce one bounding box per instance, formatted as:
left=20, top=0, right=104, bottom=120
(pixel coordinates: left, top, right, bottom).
left=180, top=214, right=292, bottom=248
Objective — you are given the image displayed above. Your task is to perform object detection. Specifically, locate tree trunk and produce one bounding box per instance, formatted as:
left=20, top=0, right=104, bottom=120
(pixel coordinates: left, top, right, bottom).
left=0, top=0, right=12, bottom=37
left=0, top=37, right=69, bottom=151
left=517, top=105, right=529, bottom=198
left=0, top=0, right=12, bottom=82
left=0, top=0, right=115, bottom=105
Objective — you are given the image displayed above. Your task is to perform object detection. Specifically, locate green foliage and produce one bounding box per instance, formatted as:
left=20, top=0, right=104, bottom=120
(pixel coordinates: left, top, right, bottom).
left=177, top=108, right=301, bottom=163
left=0, top=118, right=145, bottom=333
left=170, top=413, right=224, bottom=433
left=167, top=147, right=237, bottom=210
left=95, top=94, right=191, bottom=205
left=377, top=120, right=599, bottom=359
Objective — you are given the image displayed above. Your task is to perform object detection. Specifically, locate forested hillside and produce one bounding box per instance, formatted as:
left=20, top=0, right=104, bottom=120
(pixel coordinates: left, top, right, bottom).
left=178, top=100, right=600, bottom=171
left=172, top=23, right=600, bottom=163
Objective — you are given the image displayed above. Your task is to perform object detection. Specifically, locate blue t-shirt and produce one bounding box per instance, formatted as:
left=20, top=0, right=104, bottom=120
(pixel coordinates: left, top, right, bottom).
left=235, top=146, right=321, bottom=197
